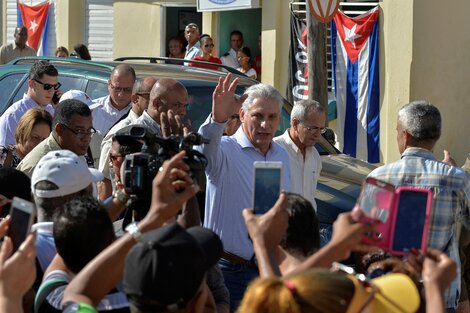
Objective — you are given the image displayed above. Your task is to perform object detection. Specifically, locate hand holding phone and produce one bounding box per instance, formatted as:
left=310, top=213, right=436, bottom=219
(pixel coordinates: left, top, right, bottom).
left=355, top=178, right=432, bottom=255
left=7, top=197, right=35, bottom=252
left=252, top=161, right=282, bottom=215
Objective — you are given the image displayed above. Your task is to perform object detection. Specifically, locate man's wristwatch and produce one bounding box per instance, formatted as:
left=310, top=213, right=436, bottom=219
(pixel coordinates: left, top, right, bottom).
left=113, top=188, right=129, bottom=206
left=125, top=222, right=142, bottom=242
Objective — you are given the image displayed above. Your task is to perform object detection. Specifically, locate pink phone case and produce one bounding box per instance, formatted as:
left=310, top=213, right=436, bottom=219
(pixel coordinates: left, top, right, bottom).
left=356, top=178, right=433, bottom=255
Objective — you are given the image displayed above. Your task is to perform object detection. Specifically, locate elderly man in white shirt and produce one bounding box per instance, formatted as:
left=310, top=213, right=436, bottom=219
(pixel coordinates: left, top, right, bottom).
left=90, top=64, right=136, bottom=135
left=274, top=99, right=326, bottom=210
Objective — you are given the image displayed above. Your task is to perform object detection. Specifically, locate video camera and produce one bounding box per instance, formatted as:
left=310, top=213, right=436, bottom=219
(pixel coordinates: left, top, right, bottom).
left=114, top=125, right=209, bottom=207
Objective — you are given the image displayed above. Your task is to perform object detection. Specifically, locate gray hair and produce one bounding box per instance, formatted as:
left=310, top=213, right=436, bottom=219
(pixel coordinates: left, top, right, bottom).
left=397, top=100, right=441, bottom=142
left=290, top=99, right=325, bottom=123
left=242, top=83, right=284, bottom=112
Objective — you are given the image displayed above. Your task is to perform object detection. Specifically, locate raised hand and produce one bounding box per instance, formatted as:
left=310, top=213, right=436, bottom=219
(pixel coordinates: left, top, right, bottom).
left=212, top=73, right=247, bottom=123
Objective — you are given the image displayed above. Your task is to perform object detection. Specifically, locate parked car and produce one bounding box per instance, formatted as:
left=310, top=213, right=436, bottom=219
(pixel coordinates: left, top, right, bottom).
left=0, top=56, right=375, bottom=224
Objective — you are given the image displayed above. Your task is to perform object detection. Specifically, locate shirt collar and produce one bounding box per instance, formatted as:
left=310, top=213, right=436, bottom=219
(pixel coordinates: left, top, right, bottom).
left=401, top=147, right=436, bottom=160
left=281, top=129, right=301, bottom=154
left=233, top=125, right=279, bottom=156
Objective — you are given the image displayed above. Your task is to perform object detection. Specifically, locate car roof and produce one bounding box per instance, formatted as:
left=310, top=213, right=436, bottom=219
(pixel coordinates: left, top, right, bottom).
left=2, top=57, right=258, bottom=86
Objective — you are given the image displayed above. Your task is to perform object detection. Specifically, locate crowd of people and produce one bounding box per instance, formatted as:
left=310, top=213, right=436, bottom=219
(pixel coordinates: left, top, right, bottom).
left=0, top=26, right=468, bottom=313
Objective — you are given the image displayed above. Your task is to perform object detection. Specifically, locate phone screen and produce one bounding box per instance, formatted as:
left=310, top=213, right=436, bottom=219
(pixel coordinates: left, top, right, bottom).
left=392, top=190, right=428, bottom=252
left=253, top=167, right=281, bottom=215
left=8, top=206, right=32, bottom=251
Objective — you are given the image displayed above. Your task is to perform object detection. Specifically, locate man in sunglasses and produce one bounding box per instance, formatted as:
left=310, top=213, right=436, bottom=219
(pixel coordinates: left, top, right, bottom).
left=0, top=60, right=59, bottom=146
left=90, top=64, right=136, bottom=135
left=0, top=26, right=36, bottom=64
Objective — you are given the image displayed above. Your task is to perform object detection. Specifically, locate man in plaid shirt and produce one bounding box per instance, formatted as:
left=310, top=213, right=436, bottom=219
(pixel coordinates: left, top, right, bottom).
left=368, top=100, right=470, bottom=312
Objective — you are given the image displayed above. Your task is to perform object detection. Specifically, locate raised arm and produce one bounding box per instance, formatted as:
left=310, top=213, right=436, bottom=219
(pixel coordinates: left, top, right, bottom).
left=196, top=73, right=247, bottom=175
left=62, top=151, right=199, bottom=307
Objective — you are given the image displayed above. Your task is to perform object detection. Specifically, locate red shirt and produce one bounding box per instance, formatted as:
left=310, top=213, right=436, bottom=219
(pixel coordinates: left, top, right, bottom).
left=189, top=56, right=222, bottom=70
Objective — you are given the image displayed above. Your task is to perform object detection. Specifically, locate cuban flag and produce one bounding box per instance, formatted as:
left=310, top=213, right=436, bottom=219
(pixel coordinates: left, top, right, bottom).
left=17, top=1, right=50, bottom=56
left=331, top=7, right=380, bottom=163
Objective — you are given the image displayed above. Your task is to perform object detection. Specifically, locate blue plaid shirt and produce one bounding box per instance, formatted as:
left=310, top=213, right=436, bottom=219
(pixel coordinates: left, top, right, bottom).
left=368, top=147, right=470, bottom=309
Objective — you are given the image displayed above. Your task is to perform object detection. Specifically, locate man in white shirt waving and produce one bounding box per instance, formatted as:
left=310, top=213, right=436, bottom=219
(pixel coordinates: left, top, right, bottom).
left=274, top=99, right=326, bottom=210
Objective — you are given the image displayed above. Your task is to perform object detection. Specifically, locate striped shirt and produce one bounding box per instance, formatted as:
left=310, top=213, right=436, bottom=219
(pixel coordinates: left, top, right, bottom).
left=368, top=147, right=470, bottom=309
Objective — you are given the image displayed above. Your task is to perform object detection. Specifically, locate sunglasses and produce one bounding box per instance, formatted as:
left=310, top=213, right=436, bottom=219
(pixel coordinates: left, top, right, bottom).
left=33, top=79, right=61, bottom=91
left=61, top=123, right=96, bottom=139
left=204, top=44, right=214, bottom=48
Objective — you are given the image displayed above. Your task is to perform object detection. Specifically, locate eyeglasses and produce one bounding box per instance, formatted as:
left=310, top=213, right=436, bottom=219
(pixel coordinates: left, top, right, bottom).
left=61, top=124, right=96, bottom=138
left=204, top=44, right=214, bottom=48
left=301, top=123, right=327, bottom=134
left=109, top=153, right=124, bottom=164
left=33, top=79, right=61, bottom=91
left=110, top=83, right=133, bottom=94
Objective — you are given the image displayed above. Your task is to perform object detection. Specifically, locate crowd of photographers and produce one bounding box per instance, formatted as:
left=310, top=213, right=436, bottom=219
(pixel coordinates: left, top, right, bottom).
left=0, top=60, right=468, bottom=313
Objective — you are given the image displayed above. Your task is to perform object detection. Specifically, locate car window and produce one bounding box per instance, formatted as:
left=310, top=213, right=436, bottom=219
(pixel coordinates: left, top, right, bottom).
left=185, top=82, right=291, bottom=134
left=0, top=73, right=27, bottom=114
left=86, top=80, right=109, bottom=100
left=12, top=75, right=87, bottom=104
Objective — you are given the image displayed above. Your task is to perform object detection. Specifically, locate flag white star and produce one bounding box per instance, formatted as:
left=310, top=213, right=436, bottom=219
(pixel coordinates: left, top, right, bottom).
left=343, top=24, right=361, bottom=49
left=29, top=19, right=38, bottom=33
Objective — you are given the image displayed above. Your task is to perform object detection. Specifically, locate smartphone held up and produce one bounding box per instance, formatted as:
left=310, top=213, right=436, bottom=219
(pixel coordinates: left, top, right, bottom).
left=354, top=177, right=433, bottom=256
left=7, top=197, right=35, bottom=252
left=252, top=161, right=282, bottom=215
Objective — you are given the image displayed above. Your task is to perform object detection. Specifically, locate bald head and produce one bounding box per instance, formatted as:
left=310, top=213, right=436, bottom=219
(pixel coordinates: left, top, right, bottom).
left=131, top=76, right=157, bottom=115
left=108, top=64, right=136, bottom=110
left=14, top=26, right=28, bottom=48
left=148, top=79, right=188, bottom=120
left=111, top=64, right=136, bottom=81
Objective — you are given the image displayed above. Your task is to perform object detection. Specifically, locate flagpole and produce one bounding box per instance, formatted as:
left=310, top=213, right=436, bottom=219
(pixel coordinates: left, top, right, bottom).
left=306, top=3, right=328, bottom=113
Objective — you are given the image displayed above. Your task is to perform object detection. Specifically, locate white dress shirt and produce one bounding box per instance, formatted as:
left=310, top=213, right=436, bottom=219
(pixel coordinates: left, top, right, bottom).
left=274, top=129, right=322, bottom=210
left=221, top=48, right=240, bottom=69
left=90, top=95, right=131, bottom=136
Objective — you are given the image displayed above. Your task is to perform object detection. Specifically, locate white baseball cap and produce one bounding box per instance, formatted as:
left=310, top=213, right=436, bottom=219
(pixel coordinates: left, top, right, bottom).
left=32, top=150, right=103, bottom=198
left=59, top=90, right=94, bottom=106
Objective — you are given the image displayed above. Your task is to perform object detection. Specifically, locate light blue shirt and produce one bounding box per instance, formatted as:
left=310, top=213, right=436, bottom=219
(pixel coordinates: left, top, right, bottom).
left=368, top=147, right=470, bottom=309
left=197, top=115, right=291, bottom=259
left=0, top=94, right=54, bottom=146
left=33, top=222, right=56, bottom=272
left=184, top=42, right=201, bottom=66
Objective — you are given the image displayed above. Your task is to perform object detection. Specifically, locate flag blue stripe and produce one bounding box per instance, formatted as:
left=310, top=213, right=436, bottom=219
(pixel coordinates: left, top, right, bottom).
left=366, top=19, right=380, bottom=163
left=344, top=58, right=358, bottom=158
left=41, top=6, right=50, bottom=56
left=17, top=4, right=23, bottom=27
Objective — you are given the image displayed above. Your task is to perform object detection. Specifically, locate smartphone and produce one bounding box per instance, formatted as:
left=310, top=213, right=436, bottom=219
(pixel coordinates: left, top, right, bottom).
left=52, top=91, right=60, bottom=105
left=252, top=161, right=282, bottom=215
left=7, top=197, right=35, bottom=252
left=389, top=187, right=432, bottom=255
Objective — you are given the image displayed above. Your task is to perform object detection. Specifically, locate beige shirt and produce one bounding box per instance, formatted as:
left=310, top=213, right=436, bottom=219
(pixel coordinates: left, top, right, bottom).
left=0, top=43, right=36, bottom=64
left=16, top=133, right=87, bottom=177
left=98, top=109, right=140, bottom=179
left=274, top=129, right=322, bottom=210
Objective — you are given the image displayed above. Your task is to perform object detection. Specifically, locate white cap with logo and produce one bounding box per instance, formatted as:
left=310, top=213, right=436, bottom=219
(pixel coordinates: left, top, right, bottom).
left=31, top=150, right=103, bottom=198
left=59, top=90, right=94, bottom=106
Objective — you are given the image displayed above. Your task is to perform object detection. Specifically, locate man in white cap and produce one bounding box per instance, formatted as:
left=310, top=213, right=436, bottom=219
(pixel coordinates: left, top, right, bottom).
left=31, top=150, right=103, bottom=281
